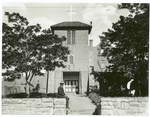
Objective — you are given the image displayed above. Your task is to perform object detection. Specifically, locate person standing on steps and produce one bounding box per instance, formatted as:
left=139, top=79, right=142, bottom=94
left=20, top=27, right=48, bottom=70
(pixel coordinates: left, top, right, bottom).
left=58, top=80, right=70, bottom=109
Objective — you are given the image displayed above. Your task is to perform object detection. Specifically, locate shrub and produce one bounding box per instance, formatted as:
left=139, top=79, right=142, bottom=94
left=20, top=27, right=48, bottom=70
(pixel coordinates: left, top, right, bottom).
left=4, top=92, right=58, bottom=98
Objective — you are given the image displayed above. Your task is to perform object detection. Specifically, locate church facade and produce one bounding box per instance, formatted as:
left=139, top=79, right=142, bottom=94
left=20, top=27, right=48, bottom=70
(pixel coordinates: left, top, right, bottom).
left=48, top=21, right=98, bottom=94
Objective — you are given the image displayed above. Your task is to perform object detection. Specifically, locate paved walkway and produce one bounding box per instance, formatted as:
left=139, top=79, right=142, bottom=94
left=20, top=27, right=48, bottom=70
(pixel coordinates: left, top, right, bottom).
left=66, top=93, right=96, bottom=115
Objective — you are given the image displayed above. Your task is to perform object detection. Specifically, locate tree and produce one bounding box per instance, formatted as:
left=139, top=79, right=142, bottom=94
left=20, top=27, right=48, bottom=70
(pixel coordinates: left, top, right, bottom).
left=2, top=12, right=69, bottom=97
left=100, top=3, right=149, bottom=96
left=36, top=29, right=69, bottom=93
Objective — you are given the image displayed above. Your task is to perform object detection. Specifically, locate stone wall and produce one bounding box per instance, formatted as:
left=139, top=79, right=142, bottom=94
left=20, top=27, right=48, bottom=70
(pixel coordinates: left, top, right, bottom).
left=97, top=97, right=148, bottom=116
left=2, top=98, right=66, bottom=115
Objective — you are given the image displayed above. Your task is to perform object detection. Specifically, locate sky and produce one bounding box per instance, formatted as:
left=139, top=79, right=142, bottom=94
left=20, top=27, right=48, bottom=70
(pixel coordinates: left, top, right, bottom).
left=2, top=2, right=130, bottom=46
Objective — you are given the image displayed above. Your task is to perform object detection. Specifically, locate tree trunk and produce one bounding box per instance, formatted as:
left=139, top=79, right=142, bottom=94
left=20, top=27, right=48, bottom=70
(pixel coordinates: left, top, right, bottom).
left=25, top=74, right=30, bottom=98
left=26, top=83, right=30, bottom=97
left=46, top=71, right=49, bottom=93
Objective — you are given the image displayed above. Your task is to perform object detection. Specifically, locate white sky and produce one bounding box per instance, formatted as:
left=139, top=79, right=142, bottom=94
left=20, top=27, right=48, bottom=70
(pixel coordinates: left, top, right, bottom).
left=2, top=1, right=132, bottom=47
left=2, top=1, right=149, bottom=47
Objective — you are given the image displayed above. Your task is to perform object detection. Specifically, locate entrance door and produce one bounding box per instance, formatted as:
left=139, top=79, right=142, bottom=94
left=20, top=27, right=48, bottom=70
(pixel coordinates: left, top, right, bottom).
left=65, top=80, right=79, bottom=93
left=63, top=72, right=79, bottom=94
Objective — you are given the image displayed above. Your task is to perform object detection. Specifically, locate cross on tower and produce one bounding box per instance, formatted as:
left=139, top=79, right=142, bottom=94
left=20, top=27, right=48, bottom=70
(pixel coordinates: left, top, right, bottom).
left=66, top=5, right=76, bottom=21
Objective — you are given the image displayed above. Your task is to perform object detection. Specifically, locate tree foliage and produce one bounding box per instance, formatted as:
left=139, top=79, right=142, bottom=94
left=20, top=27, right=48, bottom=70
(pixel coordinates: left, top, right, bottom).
left=2, top=12, right=69, bottom=96
left=36, top=29, right=69, bottom=71
left=36, top=29, right=69, bottom=93
left=3, top=12, right=42, bottom=84
left=99, top=3, right=149, bottom=96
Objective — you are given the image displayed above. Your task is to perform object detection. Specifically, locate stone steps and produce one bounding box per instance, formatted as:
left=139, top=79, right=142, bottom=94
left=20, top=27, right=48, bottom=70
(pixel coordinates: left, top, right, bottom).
left=67, top=109, right=95, bottom=115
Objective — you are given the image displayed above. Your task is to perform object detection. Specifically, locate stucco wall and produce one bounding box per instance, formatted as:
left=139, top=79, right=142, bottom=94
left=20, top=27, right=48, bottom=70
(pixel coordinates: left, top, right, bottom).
left=54, top=30, right=89, bottom=71
left=2, top=98, right=66, bottom=115
left=97, top=97, right=148, bottom=116
left=53, top=30, right=91, bottom=94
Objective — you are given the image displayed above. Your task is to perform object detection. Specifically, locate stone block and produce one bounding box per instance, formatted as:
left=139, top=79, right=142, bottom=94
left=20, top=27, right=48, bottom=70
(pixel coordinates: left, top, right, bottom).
left=114, top=98, right=123, bottom=102
left=122, top=97, right=135, bottom=102
left=2, top=103, right=8, bottom=106
left=20, top=104, right=27, bottom=109
left=54, top=98, right=66, bottom=105
left=13, top=104, right=24, bottom=110
left=113, top=109, right=119, bottom=115
left=23, top=111, right=34, bottom=115
left=2, top=105, right=8, bottom=111
left=141, top=102, right=148, bottom=108
left=34, top=108, right=53, bottom=115
left=12, top=110, right=34, bottom=115
left=2, top=99, right=11, bottom=104
left=36, top=103, right=53, bottom=108
left=54, top=109, right=66, bottom=115
left=22, top=100, right=27, bottom=104
left=42, top=98, right=53, bottom=103
left=101, top=110, right=113, bottom=115
left=26, top=101, right=35, bottom=108
left=125, top=109, right=138, bottom=115
left=8, top=110, right=19, bottom=114
left=34, top=99, right=42, bottom=103
left=34, top=112, right=44, bottom=115
left=34, top=103, right=41, bottom=108
left=10, top=99, right=23, bottom=104
left=54, top=104, right=66, bottom=109
left=137, top=108, right=148, bottom=115
left=107, top=102, right=113, bottom=106
left=114, top=109, right=126, bottom=115
left=118, top=110, right=126, bottom=115
left=101, top=102, right=108, bottom=106
left=101, top=105, right=113, bottom=110
left=41, top=112, right=53, bottom=115
left=2, top=110, right=10, bottom=115
left=48, top=109, right=54, bottom=115
left=8, top=104, right=17, bottom=110
left=23, top=98, right=35, bottom=101
left=13, top=111, right=26, bottom=115
left=122, top=102, right=129, bottom=109
left=101, top=97, right=114, bottom=102
left=129, top=102, right=140, bottom=108
left=137, top=97, right=148, bottom=102
left=113, top=102, right=121, bottom=109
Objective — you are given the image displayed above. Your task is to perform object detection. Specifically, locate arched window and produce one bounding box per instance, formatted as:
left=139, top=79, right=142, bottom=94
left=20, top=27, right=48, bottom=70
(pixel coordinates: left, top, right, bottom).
left=68, top=55, right=74, bottom=64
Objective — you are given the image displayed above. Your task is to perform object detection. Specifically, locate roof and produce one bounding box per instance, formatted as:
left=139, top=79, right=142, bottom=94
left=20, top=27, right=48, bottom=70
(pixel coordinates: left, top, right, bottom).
left=51, top=21, right=92, bottom=34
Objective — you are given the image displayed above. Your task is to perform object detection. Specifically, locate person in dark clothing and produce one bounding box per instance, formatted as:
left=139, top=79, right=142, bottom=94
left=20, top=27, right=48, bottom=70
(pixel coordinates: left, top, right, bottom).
left=58, top=80, right=69, bottom=109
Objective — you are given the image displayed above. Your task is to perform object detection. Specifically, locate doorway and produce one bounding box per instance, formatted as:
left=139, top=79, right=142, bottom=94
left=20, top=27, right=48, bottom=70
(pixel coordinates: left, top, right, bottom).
left=63, top=72, right=79, bottom=94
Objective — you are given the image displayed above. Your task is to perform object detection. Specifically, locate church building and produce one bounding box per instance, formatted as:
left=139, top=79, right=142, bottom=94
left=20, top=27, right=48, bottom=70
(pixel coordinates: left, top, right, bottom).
left=47, top=21, right=98, bottom=94
left=2, top=21, right=109, bottom=96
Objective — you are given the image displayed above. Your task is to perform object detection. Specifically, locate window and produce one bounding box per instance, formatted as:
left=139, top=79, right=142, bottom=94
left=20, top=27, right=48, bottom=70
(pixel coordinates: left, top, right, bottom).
left=67, top=30, right=75, bottom=44
left=101, top=64, right=105, bottom=69
left=68, top=55, right=74, bottom=64
left=72, top=30, right=75, bottom=44
left=67, top=30, right=71, bottom=44
left=89, top=40, right=93, bottom=47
